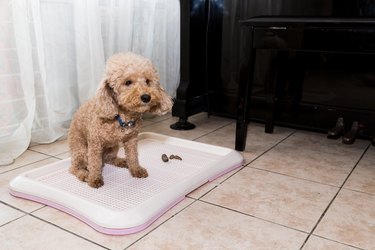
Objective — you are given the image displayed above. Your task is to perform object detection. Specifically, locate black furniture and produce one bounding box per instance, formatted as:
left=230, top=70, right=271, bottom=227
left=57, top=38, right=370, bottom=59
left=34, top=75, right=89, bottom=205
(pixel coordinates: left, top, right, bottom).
left=170, top=0, right=208, bottom=130
left=173, top=0, right=375, bottom=149
left=236, top=17, right=375, bottom=151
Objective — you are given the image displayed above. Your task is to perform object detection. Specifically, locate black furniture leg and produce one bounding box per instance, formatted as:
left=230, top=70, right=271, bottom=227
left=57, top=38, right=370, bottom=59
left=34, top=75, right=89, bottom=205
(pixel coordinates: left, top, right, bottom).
left=236, top=47, right=256, bottom=151
left=265, top=51, right=288, bottom=133
left=170, top=118, right=196, bottom=130
left=170, top=0, right=206, bottom=131
left=265, top=96, right=276, bottom=133
left=290, top=52, right=305, bottom=118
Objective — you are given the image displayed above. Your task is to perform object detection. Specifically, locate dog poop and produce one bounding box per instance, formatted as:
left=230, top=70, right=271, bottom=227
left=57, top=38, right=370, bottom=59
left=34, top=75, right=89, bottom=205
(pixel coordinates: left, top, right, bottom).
left=161, top=154, right=183, bottom=163
left=161, top=154, right=169, bottom=162
left=169, top=155, right=182, bottom=160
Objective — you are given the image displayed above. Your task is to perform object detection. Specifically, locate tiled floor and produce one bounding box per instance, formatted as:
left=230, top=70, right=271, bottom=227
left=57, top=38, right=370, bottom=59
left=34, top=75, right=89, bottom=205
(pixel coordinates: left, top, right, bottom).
left=1, top=112, right=374, bottom=250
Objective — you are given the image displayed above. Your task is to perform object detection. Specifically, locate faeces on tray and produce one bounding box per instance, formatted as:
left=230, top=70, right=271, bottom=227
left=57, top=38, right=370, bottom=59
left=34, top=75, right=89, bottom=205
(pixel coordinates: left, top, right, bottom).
left=161, top=154, right=182, bottom=163
left=161, top=154, right=169, bottom=162
left=169, top=155, right=182, bottom=160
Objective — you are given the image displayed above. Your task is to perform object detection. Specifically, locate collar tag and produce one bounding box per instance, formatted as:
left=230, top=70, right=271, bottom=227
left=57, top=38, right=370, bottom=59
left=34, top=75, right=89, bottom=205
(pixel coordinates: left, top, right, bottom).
left=115, top=115, right=136, bottom=128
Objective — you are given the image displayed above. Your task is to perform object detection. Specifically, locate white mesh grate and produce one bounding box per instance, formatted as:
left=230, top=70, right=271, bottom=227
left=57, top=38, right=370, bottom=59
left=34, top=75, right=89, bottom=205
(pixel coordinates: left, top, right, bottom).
left=37, top=139, right=221, bottom=211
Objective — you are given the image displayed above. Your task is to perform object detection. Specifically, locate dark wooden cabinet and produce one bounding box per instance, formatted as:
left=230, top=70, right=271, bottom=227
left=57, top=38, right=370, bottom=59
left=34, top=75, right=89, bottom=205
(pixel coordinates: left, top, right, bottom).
left=173, top=0, right=375, bottom=147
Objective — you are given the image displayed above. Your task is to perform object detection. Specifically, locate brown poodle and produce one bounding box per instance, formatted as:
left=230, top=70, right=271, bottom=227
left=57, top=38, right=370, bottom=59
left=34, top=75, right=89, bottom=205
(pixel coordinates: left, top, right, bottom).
left=68, top=52, right=173, bottom=188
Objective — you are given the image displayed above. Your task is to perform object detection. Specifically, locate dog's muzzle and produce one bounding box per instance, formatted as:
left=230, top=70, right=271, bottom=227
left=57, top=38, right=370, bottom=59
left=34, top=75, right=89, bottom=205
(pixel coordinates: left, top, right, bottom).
left=141, top=94, right=151, bottom=103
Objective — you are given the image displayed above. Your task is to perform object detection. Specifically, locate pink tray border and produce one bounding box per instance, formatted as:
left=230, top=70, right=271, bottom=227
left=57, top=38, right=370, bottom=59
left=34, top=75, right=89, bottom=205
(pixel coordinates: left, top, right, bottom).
left=9, top=161, right=243, bottom=235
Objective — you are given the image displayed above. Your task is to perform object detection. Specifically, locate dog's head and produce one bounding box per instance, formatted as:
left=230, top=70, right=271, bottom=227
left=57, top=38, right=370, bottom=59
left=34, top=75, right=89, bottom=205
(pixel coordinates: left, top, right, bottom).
left=95, top=52, right=173, bottom=118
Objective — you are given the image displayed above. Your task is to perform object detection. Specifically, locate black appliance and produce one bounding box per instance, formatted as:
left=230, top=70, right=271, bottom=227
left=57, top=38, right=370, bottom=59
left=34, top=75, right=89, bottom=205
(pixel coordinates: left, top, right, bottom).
left=171, top=0, right=375, bottom=145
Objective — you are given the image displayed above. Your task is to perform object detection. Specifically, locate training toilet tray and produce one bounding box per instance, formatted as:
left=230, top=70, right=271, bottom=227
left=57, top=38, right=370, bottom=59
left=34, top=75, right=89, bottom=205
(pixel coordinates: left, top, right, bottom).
left=9, top=132, right=244, bottom=235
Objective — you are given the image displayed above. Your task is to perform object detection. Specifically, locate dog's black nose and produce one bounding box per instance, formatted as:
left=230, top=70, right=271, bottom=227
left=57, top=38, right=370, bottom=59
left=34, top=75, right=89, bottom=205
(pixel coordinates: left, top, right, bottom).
left=141, top=94, right=151, bottom=103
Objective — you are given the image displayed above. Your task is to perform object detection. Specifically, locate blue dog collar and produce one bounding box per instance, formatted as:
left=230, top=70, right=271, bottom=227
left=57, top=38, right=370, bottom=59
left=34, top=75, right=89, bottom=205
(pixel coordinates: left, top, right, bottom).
left=115, top=115, right=136, bottom=128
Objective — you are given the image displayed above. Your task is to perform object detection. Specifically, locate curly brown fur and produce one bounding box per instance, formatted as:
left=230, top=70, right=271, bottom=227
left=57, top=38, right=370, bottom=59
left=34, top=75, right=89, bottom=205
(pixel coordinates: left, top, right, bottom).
left=68, top=52, right=173, bottom=188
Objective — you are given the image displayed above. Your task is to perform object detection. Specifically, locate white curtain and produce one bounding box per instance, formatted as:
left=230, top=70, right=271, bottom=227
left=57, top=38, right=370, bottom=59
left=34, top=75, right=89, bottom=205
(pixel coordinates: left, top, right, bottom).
left=0, top=0, right=180, bottom=165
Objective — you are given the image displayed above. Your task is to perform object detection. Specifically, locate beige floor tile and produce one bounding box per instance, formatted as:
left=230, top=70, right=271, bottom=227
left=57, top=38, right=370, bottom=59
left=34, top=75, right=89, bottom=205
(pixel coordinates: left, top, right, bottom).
left=187, top=167, right=242, bottom=199
left=29, top=139, right=69, bottom=156
left=196, top=122, right=294, bottom=162
left=55, top=151, right=71, bottom=160
left=194, top=123, right=235, bottom=147
left=185, top=111, right=209, bottom=121
left=0, top=150, right=49, bottom=174
left=0, top=158, right=59, bottom=212
left=143, top=113, right=172, bottom=123
left=252, top=146, right=357, bottom=187
left=141, top=120, right=209, bottom=140
left=0, top=215, right=105, bottom=250
left=144, top=112, right=233, bottom=139
left=32, top=198, right=194, bottom=250
left=303, top=235, right=358, bottom=250
left=314, top=189, right=375, bottom=249
left=168, top=112, right=212, bottom=127
left=345, top=146, right=375, bottom=195
left=141, top=119, right=156, bottom=128
left=0, top=203, right=25, bottom=226
left=251, top=131, right=368, bottom=186
left=129, top=201, right=307, bottom=250
left=242, top=124, right=294, bottom=162
left=201, top=168, right=338, bottom=232
left=282, top=131, right=369, bottom=153
left=186, top=113, right=233, bottom=132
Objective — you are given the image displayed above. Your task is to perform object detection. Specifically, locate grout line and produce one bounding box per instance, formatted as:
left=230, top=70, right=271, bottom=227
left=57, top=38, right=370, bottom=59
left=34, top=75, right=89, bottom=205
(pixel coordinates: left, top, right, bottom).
left=307, top=234, right=365, bottom=250
left=124, top=197, right=199, bottom=249
left=27, top=148, right=67, bottom=158
left=198, top=199, right=308, bottom=234
left=0, top=213, right=28, bottom=228
left=28, top=213, right=111, bottom=250
left=341, top=186, right=375, bottom=197
left=0, top=156, right=57, bottom=175
left=140, top=121, right=158, bottom=128
left=186, top=165, right=248, bottom=200
left=141, top=115, right=174, bottom=128
left=0, top=200, right=108, bottom=249
left=249, top=166, right=342, bottom=188
left=51, top=155, right=66, bottom=161
left=216, top=165, right=246, bottom=185
left=0, top=200, right=29, bottom=228
left=192, top=120, right=236, bottom=141
left=0, top=200, right=30, bottom=214
left=186, top=182, right=220, bottom=200
left=298, top=143, right=372, bottom=250
left=244, top=129, right=297, bottom=167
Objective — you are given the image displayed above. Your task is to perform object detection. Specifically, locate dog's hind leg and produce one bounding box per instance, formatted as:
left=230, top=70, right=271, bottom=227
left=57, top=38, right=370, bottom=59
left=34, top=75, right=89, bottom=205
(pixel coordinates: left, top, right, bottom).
left=103, top=145, right=128, bottom=168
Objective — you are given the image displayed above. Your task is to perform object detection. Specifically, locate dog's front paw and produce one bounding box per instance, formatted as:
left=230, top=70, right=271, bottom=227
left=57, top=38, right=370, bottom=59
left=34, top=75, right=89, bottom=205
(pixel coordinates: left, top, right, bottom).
left=130, top=167, right=149, bottom=178
left=72, top=169, right=89, bottom=182
left=87, top=176, right=104, bottom=188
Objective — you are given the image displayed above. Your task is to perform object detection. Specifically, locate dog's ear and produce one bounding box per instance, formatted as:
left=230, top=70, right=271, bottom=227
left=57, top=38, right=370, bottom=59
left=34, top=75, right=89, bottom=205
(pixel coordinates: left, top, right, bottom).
left=149, top=85, right=174, bottom=115
left=95, top=78, right=118, bottom=118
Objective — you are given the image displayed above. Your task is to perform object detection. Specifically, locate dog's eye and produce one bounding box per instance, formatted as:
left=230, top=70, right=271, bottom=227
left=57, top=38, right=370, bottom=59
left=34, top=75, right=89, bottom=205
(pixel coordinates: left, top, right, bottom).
left=125, top=80, right=132, bottom=86
left=146, top=79, right=150, bottom=85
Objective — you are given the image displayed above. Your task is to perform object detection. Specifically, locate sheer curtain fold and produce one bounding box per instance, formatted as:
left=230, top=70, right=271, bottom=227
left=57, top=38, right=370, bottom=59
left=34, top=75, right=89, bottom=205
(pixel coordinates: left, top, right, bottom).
left=0, top=0, right=180, bottom=165
left=0, top=0, right=36, bottom=165
left=101, top=0, right=180, bottom=94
